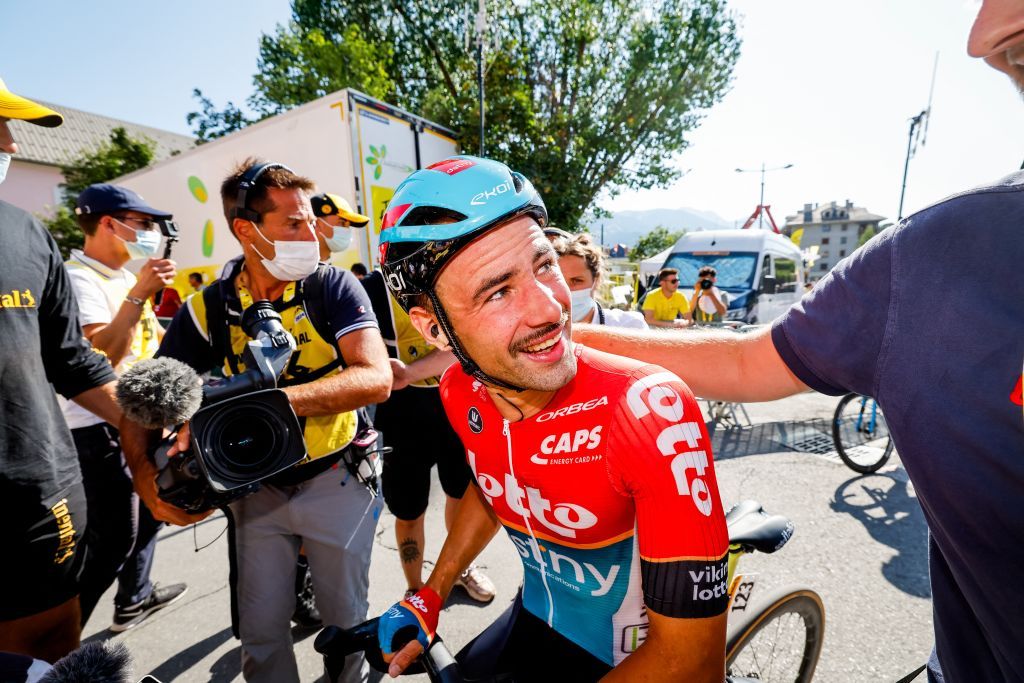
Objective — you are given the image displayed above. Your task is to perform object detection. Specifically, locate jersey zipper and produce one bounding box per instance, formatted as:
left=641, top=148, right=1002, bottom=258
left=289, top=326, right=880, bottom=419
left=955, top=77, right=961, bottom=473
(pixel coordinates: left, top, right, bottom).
left=504, top=418, right=556, bottom=627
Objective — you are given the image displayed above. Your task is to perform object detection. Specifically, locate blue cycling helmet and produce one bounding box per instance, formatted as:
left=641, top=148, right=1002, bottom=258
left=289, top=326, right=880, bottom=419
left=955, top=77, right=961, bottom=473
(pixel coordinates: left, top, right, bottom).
left=379, top=156, right=548, bottom=391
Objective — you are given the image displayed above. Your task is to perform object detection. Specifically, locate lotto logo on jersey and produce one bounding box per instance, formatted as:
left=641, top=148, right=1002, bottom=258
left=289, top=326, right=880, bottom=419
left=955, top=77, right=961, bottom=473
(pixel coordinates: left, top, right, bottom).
left=468, top=451, right=598, bottom=538
left=626, top=372, right=713, bottom=517
left=531, top=426, right=603, bottom=465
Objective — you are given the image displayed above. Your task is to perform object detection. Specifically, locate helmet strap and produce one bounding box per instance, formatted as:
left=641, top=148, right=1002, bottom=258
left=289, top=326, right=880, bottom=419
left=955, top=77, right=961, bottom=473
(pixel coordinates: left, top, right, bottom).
left=428, top=290, right=525, bottom=393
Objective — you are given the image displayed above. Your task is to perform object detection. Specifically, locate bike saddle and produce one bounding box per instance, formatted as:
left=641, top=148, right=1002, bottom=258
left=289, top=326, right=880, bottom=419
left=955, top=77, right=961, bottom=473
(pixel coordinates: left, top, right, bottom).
left=725, top=500, right=795, bottom=554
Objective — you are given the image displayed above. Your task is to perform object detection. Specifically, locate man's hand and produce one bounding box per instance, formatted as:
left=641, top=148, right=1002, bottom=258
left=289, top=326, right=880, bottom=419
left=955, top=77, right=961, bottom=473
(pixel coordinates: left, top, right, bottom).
left=378, top=586, right=442, bottom=677
left=122, top=418, right=211, bottom=527
left=132, top=257, right=177, bottom=300
left=390, top=358, right=411, bottom=391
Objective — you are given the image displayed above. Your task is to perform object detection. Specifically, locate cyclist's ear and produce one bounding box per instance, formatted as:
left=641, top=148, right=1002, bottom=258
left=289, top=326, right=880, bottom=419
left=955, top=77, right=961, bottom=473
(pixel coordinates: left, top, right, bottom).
left=408, top=307, right=449, bottom=350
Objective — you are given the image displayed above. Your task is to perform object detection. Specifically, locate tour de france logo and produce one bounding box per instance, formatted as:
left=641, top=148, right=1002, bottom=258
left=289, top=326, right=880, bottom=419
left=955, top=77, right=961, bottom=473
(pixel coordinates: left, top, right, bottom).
left=468, top=406, right=483, bottom=434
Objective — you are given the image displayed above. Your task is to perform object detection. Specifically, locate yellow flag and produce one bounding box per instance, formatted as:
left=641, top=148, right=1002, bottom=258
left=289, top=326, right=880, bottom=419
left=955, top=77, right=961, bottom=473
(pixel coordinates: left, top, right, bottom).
left=790, top=228, right=804, bottom=246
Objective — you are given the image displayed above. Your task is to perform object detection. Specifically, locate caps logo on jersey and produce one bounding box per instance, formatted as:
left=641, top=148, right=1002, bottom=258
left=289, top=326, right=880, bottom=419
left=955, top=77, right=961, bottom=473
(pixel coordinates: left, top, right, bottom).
left=468, top=406, right=483, bottom=433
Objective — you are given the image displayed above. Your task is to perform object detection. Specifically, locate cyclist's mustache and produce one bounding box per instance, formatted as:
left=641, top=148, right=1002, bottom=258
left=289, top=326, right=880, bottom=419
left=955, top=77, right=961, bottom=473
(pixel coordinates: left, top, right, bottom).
left=509, top=312, right=569, bottom=356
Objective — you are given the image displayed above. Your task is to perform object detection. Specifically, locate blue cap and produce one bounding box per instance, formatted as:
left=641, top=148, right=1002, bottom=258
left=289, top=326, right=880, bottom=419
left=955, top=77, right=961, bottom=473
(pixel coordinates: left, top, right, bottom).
left=75, top=184, right=172, bottom=219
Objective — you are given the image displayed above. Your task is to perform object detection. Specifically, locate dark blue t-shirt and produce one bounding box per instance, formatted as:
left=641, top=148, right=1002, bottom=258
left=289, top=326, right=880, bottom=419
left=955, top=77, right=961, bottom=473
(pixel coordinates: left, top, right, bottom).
left=772, top=172, right=1024, bottom=682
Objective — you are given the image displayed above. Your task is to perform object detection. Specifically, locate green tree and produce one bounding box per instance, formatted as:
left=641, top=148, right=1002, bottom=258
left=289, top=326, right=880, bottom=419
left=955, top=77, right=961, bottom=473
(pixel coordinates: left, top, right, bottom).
left=189, top=0, right=741, bottom=228
left=40, top=127, right=157, bottom=257
left=630, top=225, right=683, bottom=262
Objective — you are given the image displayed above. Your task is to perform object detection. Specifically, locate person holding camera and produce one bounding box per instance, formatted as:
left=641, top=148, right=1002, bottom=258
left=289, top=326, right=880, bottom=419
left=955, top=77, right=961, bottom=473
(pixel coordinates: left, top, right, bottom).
left=689, top=266, right=728, bottom=325
left=641, top=267, right=691, bottom=328
left=61, top=184, right=188, bottom=632
left=120, top=159, right=391, bottom=683
left=0, top=81, right=122, bottom=663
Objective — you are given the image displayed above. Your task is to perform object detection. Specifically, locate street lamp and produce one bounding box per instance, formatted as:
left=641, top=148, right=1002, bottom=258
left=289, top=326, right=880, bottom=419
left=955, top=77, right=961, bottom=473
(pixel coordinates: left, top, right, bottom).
left=735, top=162, right=794, bottom=230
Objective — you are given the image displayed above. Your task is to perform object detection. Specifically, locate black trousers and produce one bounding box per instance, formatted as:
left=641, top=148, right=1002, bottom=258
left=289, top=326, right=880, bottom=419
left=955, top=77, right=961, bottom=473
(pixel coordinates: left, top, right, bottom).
left=72, top=423, right=161, bottom=624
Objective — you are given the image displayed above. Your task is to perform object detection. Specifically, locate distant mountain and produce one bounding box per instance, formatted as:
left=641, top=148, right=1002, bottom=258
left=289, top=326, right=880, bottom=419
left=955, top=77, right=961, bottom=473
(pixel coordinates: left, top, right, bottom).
left=583, top=207, right=736, bottom=247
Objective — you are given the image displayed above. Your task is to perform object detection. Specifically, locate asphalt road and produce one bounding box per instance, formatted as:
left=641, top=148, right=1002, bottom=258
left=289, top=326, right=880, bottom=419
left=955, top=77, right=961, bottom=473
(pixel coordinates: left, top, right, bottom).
left=81, top=392, right=933, bottom=682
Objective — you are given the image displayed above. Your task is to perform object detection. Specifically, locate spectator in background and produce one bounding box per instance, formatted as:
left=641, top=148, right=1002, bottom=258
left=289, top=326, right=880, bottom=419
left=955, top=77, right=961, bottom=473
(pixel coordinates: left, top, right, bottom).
left=63, top=184, right=188, bottom=632
left=0, top=78, right=122, bottom=662
left=153, top=287, right=182, bottom=320
left=641, top=267, right=691, bottom=327
left=689, top=266, right=729, bottom=325
left=310, top=193, right=369, bottom=263
left=188, top=272, right=204, bottom=292
left=552, top=232, right=647, bottom=329
left=350, top=262, right=368, bottom=280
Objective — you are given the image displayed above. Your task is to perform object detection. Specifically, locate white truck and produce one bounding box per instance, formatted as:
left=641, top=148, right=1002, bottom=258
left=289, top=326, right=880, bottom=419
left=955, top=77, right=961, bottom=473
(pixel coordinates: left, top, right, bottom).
left=643, top=229, right=805, bottom=324
left=115, top=89, right=459, bottom=293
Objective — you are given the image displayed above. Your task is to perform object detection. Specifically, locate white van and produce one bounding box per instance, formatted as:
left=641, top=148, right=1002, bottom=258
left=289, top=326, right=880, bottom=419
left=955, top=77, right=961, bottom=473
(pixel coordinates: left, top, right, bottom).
left=653, top=229, right=804, bottom=324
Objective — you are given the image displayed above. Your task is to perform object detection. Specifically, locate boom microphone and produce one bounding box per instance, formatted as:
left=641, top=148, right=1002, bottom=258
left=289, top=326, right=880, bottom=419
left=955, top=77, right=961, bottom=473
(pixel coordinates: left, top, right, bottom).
left=117, top=357, right=204, bottom=429
left=39, top=642, right=133, bottom=683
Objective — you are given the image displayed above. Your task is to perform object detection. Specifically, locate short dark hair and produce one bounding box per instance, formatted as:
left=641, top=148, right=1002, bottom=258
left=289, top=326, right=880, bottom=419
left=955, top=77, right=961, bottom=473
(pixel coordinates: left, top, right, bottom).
left=350, top=262, right=368, bottom=277
left=698, top=266, right=717, bottom=277
left=220, top=157, right=316, bottom=236
left=76, top=213, right=103, bottom=237
left=658, top=268, right=679, bottom=282
left=188, top=272, right=203, bottom=284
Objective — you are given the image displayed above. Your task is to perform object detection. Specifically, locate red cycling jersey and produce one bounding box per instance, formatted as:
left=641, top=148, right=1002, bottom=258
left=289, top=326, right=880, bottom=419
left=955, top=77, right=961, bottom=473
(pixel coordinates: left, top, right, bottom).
left=440, top=344, right=729, bottom=666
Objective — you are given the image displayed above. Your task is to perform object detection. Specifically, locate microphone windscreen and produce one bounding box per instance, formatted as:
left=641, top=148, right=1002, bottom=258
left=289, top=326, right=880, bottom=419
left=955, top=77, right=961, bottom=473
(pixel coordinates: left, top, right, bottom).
left=40, top=642, right=132, bottom=683
left=117, top=357, right=203, bottom=429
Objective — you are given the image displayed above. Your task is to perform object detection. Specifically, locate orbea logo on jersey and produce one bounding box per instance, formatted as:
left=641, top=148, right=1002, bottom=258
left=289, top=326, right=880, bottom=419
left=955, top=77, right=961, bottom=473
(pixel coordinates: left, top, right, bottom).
left=470, top=180, right=513, bottom=206
left=531, top=426, right=602, bottom=465
left=536, top=396, right=609, bottom=422
left=469, top=451, right=597, bottom=538
left=626, top=373, right=713, bottom=517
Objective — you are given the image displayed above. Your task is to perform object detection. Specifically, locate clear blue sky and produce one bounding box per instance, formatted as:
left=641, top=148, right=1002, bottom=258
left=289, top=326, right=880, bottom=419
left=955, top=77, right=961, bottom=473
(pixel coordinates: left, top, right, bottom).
left=4, top=1, right=1020, bottom=224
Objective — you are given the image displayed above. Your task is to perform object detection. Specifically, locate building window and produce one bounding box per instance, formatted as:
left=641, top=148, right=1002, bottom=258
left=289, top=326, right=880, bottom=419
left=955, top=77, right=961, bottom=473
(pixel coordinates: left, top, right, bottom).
left=821, top=250, right=830, bottom=258
left=822, top=237, right=830, bottom=245
left=839, top=249, right=846, bottom=257
left=841, top=236, right=847, bottom=244
left=841, top=224, right=848, bottom=232
left=819, top=262, right=828, bottom=271
left=822, top=225, right=832, bottom=233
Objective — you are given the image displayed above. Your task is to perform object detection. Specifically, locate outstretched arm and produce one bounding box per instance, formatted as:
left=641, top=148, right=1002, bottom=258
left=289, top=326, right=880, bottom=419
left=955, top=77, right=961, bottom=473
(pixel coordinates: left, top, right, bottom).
left=574, top=323, right=807, bottom=402
left=602, top=611, right=726, bottom=682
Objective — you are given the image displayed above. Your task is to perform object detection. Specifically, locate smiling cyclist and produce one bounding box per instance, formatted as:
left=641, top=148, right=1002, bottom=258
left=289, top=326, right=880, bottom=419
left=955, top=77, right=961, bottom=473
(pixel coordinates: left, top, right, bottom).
left=373, top=156, right=730, bottom=682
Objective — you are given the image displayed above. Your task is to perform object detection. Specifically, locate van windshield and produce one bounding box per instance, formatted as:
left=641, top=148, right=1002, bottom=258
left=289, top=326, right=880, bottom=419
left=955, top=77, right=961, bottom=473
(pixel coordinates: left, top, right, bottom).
left=661, top=251, right=759, bottom=290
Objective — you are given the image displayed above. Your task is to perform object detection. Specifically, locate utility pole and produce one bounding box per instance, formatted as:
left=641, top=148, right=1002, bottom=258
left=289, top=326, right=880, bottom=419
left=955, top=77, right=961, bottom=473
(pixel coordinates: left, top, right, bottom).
left=897, top=53, right=939, bottom=221
left=735, top=162, right=794, bottom=230
left=475, top=0, right=486, bottom=156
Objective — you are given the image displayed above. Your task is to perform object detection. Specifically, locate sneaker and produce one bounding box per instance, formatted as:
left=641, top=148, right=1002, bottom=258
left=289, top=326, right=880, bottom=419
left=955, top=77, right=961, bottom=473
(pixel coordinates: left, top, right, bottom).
left=292, top=562, right=322, bottom=629
left=455, top=565, right=495, bottom=603
left=110, top=582, right=188, bottom=632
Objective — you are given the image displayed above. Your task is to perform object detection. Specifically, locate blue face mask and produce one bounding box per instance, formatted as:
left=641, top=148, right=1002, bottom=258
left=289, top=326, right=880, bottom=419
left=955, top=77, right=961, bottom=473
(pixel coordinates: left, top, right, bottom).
left=114, top=218, right=162, bottom=260
left=0, top=153, right=11, bottom=186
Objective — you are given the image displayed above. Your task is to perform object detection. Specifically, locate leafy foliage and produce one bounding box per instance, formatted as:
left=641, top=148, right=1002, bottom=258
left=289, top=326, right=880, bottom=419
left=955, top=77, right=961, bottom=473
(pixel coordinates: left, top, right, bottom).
left=188, top=0, right=741, bottom=228
left=630, top=225, right=684, bottom=262
left=40, top=127, right=156, bottom=257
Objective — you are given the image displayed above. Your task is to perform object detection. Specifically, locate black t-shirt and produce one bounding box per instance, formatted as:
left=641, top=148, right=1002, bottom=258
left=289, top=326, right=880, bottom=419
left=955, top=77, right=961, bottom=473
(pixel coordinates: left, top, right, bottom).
left=0, top=201, right=116, bottom=503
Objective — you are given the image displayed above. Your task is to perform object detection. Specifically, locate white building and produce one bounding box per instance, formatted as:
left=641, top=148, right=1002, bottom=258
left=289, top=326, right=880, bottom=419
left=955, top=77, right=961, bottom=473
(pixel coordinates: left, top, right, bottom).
left=0, top=100, right=194, bottom=216
left=784, top=200, right=885, bottom=275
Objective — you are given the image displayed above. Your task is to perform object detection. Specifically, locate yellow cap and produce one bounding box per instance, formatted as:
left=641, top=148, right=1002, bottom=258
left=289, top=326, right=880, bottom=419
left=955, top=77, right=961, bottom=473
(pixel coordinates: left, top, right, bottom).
left=0, top=77, right=63, bottom=128
left=311, top=192, right=369, bottom=227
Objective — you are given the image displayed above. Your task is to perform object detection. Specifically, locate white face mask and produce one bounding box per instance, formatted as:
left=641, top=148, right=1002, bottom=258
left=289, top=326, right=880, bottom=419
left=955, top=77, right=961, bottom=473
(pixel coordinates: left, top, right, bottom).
left=0, top=152, right=11, bottom=186
left=318, top=217, right=352, bottom=253
left=113, top=218, right=162, bottom=260
left=250, top=221, right=319, bottom=281
left=570, top=287, right=596, bottom=323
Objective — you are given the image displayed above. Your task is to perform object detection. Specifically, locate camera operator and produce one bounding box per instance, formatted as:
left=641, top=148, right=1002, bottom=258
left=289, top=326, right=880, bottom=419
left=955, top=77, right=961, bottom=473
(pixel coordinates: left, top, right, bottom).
left=61, top=184, right=188, bottom=632
left=689, top=266, right=729, bottom=325
left=0, top=82, right=122, bottom=662
left=120, top=159, right=391, bottom=683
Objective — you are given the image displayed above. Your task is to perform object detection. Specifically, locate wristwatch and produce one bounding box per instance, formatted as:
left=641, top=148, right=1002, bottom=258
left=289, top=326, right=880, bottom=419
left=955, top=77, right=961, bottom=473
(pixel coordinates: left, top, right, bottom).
left=125, top=295, right=146, bottom=307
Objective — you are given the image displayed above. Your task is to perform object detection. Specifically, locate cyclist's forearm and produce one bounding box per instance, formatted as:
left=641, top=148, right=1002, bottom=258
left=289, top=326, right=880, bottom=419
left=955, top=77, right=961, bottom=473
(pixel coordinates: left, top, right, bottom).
left=601, top=611, right=726, bottom=682
left=425, top=485, right=500, bottom=600
left=572, top=324, right=807, bottom=402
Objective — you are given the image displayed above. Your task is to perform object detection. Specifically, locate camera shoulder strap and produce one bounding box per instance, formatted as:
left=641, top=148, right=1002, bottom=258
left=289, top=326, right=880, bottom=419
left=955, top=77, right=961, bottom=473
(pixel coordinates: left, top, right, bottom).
left=203, top=263, right=244, bottom=375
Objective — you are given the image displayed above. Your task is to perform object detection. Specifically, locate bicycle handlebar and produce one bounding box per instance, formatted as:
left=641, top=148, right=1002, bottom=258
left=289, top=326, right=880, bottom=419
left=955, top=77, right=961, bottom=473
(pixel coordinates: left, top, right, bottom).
left=314, top=617, right=463, bottom=683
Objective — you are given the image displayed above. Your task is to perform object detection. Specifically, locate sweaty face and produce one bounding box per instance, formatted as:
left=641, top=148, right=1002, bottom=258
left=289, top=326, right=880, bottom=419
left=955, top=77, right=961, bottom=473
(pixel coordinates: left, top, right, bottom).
left=435, top=215, right=576, bottom=392
left=969, top=0, right=1024, bottom=93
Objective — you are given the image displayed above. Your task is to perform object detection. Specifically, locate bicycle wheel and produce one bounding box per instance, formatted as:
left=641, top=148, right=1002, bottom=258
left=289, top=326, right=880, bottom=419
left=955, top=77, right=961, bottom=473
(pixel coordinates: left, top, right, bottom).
left=726, top=587, right=825, bottom=683
left=832, top=393, right=894, bottom=474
